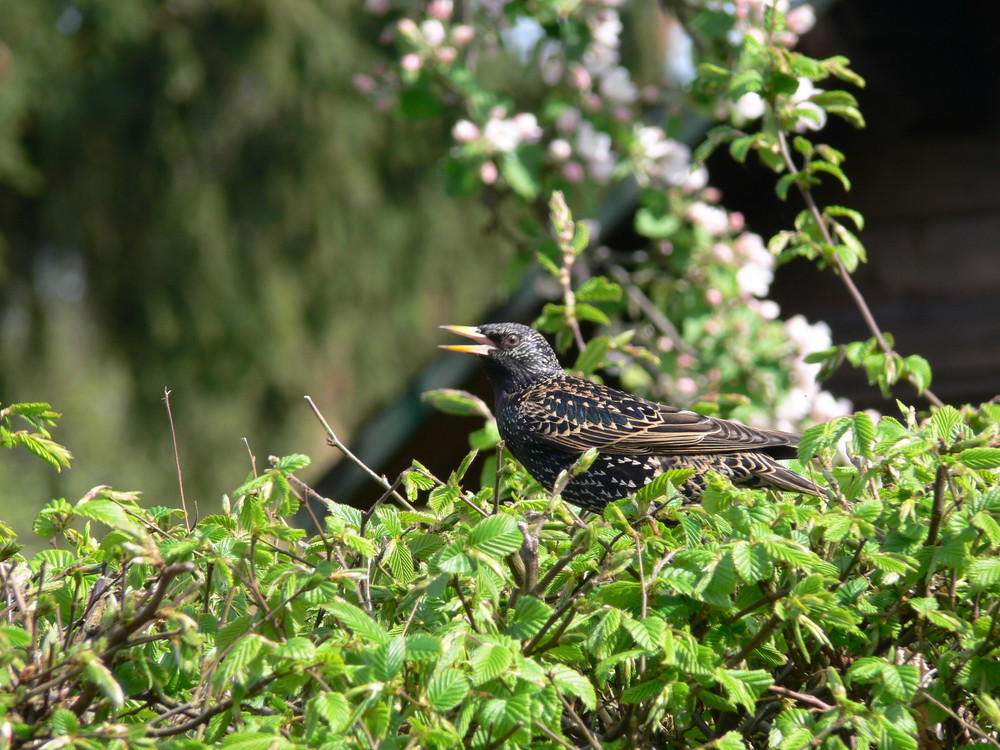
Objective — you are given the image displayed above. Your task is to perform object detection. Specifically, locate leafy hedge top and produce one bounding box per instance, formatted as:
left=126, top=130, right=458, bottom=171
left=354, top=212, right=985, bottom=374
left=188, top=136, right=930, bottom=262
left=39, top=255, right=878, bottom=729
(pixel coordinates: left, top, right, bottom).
left=1, top=395, right=999, bottom=749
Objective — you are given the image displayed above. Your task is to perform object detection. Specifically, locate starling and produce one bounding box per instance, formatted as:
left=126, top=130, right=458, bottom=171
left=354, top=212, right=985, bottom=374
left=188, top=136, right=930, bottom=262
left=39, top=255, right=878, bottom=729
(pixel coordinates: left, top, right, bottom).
left=440, top=322, right=822, bottom=513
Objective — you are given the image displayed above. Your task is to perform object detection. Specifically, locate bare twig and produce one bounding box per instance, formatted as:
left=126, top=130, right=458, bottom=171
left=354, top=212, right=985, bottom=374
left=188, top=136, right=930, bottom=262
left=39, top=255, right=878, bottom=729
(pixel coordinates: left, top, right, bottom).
left=163, top=389, right=192, bottom=530
left=305, top=396, right=414, bottom=510
left=773, top=130, right=943, bottom=408
left=767, top=684, right=834, bottom=712
left=556, top=690, right=603, bottom=750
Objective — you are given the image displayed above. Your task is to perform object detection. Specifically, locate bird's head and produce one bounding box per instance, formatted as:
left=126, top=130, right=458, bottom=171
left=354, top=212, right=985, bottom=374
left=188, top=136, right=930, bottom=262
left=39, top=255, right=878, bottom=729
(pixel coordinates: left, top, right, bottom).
left=439, top=322, right=561, bottom=391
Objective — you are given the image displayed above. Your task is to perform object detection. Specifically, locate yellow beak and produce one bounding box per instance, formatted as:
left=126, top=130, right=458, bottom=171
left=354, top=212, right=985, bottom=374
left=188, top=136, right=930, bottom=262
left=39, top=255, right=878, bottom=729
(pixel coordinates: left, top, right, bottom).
left=438, top=325, right=496, bottom=356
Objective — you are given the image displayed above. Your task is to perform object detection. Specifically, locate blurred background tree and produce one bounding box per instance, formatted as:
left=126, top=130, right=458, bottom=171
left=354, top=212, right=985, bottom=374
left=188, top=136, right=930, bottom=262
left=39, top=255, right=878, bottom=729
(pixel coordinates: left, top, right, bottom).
left=0, top=1, right=511, bottom=534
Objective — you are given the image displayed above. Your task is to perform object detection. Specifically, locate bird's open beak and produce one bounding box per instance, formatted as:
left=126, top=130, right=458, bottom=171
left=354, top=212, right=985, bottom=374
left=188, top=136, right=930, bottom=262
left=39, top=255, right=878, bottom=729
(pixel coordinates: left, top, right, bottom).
left=439, top=325, right=496, bottom=356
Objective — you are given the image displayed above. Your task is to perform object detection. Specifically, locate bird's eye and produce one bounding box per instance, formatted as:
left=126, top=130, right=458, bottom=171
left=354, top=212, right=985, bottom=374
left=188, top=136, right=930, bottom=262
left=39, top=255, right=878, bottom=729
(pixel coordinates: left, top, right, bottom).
left=503, top=334, right=520, bottom=348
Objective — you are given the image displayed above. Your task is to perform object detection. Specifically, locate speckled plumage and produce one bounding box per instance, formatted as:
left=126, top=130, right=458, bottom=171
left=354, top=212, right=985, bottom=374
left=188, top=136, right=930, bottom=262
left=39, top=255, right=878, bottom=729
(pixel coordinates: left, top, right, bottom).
left=441, top=323, right=822, bottom=513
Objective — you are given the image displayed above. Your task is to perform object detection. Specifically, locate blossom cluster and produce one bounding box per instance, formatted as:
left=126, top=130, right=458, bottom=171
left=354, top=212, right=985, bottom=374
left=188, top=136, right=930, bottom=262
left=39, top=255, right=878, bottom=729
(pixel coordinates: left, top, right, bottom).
left=359, top=0, right=848, bottom=432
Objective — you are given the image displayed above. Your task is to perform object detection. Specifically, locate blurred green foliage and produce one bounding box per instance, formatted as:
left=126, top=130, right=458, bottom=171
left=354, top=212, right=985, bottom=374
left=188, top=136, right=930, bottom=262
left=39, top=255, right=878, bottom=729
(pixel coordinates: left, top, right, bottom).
left=0, top=1, right=511, bottom=535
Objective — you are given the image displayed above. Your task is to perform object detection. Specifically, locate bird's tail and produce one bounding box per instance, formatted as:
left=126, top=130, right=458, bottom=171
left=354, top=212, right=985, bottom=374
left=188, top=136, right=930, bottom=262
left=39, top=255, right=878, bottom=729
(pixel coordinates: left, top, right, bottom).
left=757, top=458, right=824, bottom=496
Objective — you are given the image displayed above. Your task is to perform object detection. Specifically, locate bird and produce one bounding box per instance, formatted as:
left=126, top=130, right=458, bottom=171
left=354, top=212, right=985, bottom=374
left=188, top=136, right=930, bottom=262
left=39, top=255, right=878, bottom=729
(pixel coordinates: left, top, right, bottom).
left=440, top=322, right=822, bottom=513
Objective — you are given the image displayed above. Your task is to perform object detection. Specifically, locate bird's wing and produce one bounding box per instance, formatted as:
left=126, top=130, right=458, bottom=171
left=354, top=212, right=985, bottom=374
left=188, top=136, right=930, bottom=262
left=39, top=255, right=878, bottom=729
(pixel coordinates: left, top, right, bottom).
left=519, top=377, right=799, bottom=455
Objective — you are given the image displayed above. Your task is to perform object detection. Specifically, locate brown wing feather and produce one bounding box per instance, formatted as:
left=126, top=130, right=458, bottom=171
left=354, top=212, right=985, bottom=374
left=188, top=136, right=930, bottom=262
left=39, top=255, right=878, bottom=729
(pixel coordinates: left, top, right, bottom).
left=520, top=376, right=800, bottom=456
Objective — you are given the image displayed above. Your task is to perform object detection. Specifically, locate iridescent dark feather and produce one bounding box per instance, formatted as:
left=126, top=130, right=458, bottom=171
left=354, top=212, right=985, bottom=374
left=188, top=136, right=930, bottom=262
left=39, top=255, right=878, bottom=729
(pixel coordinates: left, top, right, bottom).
left=441, top=322, right=823, bottom=512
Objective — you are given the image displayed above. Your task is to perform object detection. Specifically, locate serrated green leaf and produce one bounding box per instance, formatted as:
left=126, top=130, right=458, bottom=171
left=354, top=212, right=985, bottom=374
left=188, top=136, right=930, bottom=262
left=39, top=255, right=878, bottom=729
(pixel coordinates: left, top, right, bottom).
left=506, top=595, right=553, bottom=639
left=575, top=277, right=622, bottom=303
left=376, top=505, right=402, bottom=537
left=732, top=541, right=769, bottom=583
left=471, top=643, right=512, bottom=686
left=903, top=354, right=932, bottom=395
left=80, top=651, right=125, bottom=707
left=50, top=708, right=79, bottom=736
left=620, top=677, right=666, bottom=704
left=549, top=664, right=596, bottom=709
left=882, top=664, right=919, bottom=702
left=273, top=453, right=310, bottom=472
left=321, top=601, right=388, bottom=646
left=273, top=637, right=316, bottom=662
left=371, top=636, right=405, bottom=681
left=573, top=336, right=610, bottom=375
left=386, top=540, right=416, bottom=583
left=310, top=692, right=351, bottom=733
left=405, top=633, right=441, bottom=662
left=852, top=411, right=875, bottom=459
left=426, top=668, right=468, bottom=712
left=969, top=557, right=1000, bottom=588
left=959, top=448, right=1000, bottom=470
left=215, top=615, right=253, bottom=652
left=467, top=514, right=522, bottom=558
left=220, top=732, right=284, bottom=750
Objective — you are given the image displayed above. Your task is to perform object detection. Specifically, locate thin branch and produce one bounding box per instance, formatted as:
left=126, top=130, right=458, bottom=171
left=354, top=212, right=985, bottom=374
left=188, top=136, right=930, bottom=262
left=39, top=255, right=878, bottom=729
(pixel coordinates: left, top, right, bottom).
left=767, top=684, right=834, bottom=712
left=773, top=130, right=943, bottom=407
left=453, top=577, right=482, bottom=635
left=556, top=690, right=603, bottom=750
left=162, top=389, right=192, bottom=530
left=305, top=396, right=414, bottom=510
left=606, top=263, right=696, bottom=357
left=725, top=614, right=782, bottom=668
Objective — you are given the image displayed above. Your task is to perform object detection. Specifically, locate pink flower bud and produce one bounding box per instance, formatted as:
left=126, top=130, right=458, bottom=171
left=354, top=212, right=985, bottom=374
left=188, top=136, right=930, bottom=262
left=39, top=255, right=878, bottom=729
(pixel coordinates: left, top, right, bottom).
left=451, top=24, right=475, bottom=47
left=480, top=161, right=498, bottom=184
left=452, top=120, right=480, bottom=143
left=435, top=46, right=457, bottom=64
left=676, top=377, right=698, bottom=396
left=677, top=353, right=694, bottom=369
left=427, top=0, right=453, bottom=21
left=705, top=288, right=724, bottom=306
left=400, top=53, right=422, bottom=72
left=352, top=73, right=376, bottom=95
left=364, top=0, right=390, bottom=14
left=397, top=18, right=418, bottom=38
left=548, top=139, right=572, bottom=161
left=785, top=5, right=816, bottom=35
left=570, top=64, right=592, bottom=90
left=562, top=161, right=585, bottom=183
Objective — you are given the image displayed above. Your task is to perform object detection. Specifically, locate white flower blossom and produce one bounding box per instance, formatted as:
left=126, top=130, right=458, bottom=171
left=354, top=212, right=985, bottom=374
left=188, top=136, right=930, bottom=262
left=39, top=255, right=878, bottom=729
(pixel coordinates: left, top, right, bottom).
left=501, top=16, right=545, bottom=63
left=634, top=126, right=691, bottom=186
left=599, top=66, right=638, bottom=103
left=576, top=122, right=616, bottom=183
left=420, top=19, right=446, bottom=47
left=483, top=117, right=521, bottom=152
left=736, top=263, right=774, bottom=298
left=687, top=202, right=729, bottom=237
left=732, top=92, right=766, bottom=123
left=452, top=120, right=480, bottom=143
left=785, top=4, right=816, bottom=35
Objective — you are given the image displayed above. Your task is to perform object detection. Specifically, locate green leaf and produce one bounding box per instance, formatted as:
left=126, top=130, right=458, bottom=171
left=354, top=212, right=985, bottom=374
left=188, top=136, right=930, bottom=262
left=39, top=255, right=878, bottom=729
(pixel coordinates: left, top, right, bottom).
left=958, top=448, right=1000, bottom=470
left=501, top=151, right=539, bottom=200
left=406, top=633, right=442, bottom=662
left=471, top=643, right=512, bottom=686
left=852, top=411, right=875, bottom=459
left=371, top=636, right=406, bottom=681
left=386, top=540, right=416, bottom=583
left=273, top=637, right=316, bottom=662
left=635, top=207, right=680, bottom=238
left=310, top=692, right=351, bottom=733
left=75, top=498, right=131, bottom=529
left=931, top=405, right=962, bottom=443
left=506, top=595, right=553, bottom=639
left=221, top=732, right=285, bottom=750
left=903, top=354, right=933, bottom=395
left=882, top=664, right=920, bottom=702
left=215, top=616, right=253, bottom=652
left=574, top=302, right=611, bottom=326
left=573, top=336, right=610, bottom=375
left=620, top=678, right=666, bottom=704
left=50, top=708, right=79, bottom=736
left=421, top=389, right=493, bottom=419
left=321, top=601, right=389, bottom=646
left=426, top=669, right=469, bottom=712
left=732, top=541, right=769, bottom=583
left=80, top=651, right=125, bottom=708
left=467, top=514, right=522, bottom=558
left=549, top=664, right=596, bottom=710
left=969, top=557, right=1000, bottom=588
left=273, top=453, right=310, bottom=472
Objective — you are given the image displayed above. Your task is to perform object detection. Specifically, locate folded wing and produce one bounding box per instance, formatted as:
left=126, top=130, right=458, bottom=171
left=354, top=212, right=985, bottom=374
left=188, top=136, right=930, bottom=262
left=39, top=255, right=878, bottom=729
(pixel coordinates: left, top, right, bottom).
left=520, top=377, right=800, bottom=457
